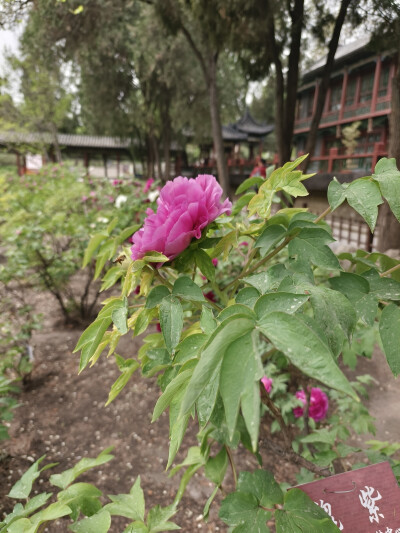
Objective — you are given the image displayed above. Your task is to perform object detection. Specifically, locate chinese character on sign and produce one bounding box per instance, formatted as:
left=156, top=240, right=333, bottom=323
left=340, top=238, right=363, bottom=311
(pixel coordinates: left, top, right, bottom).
left=359, top=486, right=384, bottom=524
left=315, top=500, right=344, bottom=530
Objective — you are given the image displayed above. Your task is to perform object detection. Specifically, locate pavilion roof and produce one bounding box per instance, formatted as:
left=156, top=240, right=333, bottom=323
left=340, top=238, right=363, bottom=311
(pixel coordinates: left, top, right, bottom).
left=234, top=109, right=274, bottom=137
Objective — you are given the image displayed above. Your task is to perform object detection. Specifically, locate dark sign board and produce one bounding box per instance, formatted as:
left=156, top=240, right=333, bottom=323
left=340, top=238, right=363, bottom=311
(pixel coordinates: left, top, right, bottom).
left=296, top=462, right=400, bottom=532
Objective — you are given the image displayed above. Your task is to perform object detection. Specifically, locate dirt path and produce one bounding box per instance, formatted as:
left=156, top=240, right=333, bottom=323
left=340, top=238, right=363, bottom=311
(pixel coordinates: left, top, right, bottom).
left=1, top=291, right=399, bottom=531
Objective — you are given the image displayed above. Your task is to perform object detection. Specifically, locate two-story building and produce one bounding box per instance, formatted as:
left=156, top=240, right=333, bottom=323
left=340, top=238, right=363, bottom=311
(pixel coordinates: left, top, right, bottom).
left=292, top=37, right=397, bottom=251
left=294, top=36, right=395, bottom=175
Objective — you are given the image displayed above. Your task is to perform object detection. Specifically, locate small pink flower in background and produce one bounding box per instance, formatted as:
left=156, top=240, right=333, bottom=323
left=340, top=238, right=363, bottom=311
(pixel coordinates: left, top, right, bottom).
left=108, top=195, right=114, bottom=203
left=90, top=191, right=96, bottom=197
left=204, top=291, right=216, bottom=303
left=144, top=178, right=154, bottom=193
left=240, top=241, right=249, bottom=247
left=134, top=285, right=141, bottom=295
left=293, top=388, right=329, bottom=422
left=15, top=229, right=22, bottom=236
left=112, top=179, right=123, bottom=186
left=81, top=195, right=88, bottom=202
left=261, top=376, right=273, bottom=394
left=212, top=258, right=218, bottom=267
left=156, top=323, right=162, bottom=332
left=131, top=175, right=232, bottom=262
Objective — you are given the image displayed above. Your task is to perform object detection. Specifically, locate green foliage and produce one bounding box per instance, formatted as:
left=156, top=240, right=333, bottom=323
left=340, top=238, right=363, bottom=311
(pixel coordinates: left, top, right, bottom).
left=5, top=157, right=400, bottom=531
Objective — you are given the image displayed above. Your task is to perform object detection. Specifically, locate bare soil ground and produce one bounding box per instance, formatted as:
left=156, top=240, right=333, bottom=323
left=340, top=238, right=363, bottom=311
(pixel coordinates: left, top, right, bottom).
left=0, top=288, right=399, bottom=532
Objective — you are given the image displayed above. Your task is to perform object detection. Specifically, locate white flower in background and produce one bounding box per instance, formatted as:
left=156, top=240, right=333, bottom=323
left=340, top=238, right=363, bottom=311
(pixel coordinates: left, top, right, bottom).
left=148, top=190, right=159, bottom=202
left=97, top=217, right=109, bottom=224
left=115, top=194, right=128, bottom=208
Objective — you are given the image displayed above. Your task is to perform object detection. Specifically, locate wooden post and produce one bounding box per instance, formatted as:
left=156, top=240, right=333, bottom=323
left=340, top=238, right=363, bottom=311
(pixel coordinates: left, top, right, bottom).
left=103, top=154, right=108, bottom=178
left=84, top=152, right=90, bottom=176
left=371, top=55, right=382, bottom=113
left=339, top=69, right=348, bottom=121
left=116, top=153, right=120, bottom=178
left=328, top=147, right=338, bottom=172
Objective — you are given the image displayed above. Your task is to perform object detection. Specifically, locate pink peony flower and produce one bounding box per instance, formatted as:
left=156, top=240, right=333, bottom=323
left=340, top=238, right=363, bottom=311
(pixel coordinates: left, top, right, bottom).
left=261, top=376, right=273, bottom=394
left=131, top=175, right=232, bottom=261
left=112, top=179, right=123, bottom=186
left=144, top=178, right=155, bottom=193
left=293, top=388, right=329, bottom=422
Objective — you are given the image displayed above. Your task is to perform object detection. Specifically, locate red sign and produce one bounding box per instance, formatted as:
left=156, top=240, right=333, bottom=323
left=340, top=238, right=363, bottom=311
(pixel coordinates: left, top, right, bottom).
left=296, top=462, right=400, bottom=532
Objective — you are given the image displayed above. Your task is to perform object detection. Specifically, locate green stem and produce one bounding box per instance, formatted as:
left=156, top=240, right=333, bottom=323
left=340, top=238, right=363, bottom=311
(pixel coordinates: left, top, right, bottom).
left=314, top=206, right=332, bottom=223
left=380, top=262, right=400, bottom=278
left=153, top=268, right=173, bottom=290
left=228, top=248, right=257, bottom=300
left=261, top=347, right=277, bottom=363
left=224, top=236, right=293, bottom=291
left=225, top=445, right=238, bottom=488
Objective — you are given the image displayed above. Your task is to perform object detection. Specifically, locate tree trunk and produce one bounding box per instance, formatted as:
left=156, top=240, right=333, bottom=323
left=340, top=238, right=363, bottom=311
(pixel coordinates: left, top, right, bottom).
left=377, top=48, right=400, bottom=252
left=284, top=0, right=304, bottom=162
left=302, top=0, right=352, bottom=171
left=208, top=54, right=230, bottom=197
left=145, top=134, right=154, bottom=178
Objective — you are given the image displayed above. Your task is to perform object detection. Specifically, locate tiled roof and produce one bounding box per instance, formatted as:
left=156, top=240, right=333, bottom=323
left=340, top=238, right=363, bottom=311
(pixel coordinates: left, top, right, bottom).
left=222, top=125, right=248, bottom=142
left=306, top=36, right=371, bottom=76
left=0, top=131, right=131, bottom=149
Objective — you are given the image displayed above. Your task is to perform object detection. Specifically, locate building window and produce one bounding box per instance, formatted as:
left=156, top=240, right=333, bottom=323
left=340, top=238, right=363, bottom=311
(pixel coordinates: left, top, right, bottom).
left=359, top=70, right=374, bottom=103
left=297, top=91, right=313, bottom=119
left=329, top=83, right=342, bottom=111
left=345, top=77, right=356, bottom=107
left=378, top=63, right=390, bottom=98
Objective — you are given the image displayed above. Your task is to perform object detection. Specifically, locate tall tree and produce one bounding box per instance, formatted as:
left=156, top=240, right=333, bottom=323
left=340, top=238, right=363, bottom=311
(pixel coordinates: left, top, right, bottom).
left=154, top=0, right=248, bottom=196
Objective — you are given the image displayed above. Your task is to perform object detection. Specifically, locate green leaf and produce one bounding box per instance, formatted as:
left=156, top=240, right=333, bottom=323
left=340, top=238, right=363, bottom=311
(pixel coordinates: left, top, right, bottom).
left=116, top=224, right=140, bottom=245
left=159, top=296, right=183, bottom=354
left=254, top=292, right=308, bottom=319
left=327, top=178, right=347, bottom=211
left=103, top=477, right=145, bottom=520
left=69, top=510, right=111, bottom=533
left=372, top=157, right=400, bottom=221
left=200, top=305, right=217, bottom=335
left=6, top=502, right=72, bottom=532
left=329, top=272, right=377, bottom=325
left=258, top=313, right=357, bottom=400
left=218, top=304, right=256, bottom=322
left=232, top=192, right=256, bottom=215
left=100, top=266, right=123, bottom=292
left=243, top=264, right=287, bottom=294
left=362, top=268, right=400, bottom=300
left=58, top=483, right=102, bottom=520
left=238, top=470, right=283, bottom=507
left=94, top=239, right=117, bottom=279
left=142, top=251, right=169, bottom=263
left=147, top=504, right=179, bottom=532
left=111, top=298, right=128, bottom=334
left=204, top=447, right=228, bottom=486
left=194, top=249, right=215, bottom=281
left=167, top=411, right=190, bottom=469
left=123, top=522, right=149, bottom=533
left=152, top=369, right=193, bottom=422
left=219, top=492, right=271, bottom=531
left=236, top=287, right=260, bottom=308
left=145, top=285, right=171, bottom=309
left=254, top=225, right=286, bottom=257
left=236, top=176, right=264, bottom=195
left=300, top=428, right=338, bottom=446
left=219, top=332, right=262, bottom=448
left=379, top=303, right=400, bottom=377
left=172, top=276, right=205, bottom=302
left=83, top=233, right=107, bottom=268
left=106, top=358, right=140, bottom=406
left=275, top=488, right=341, bottom=532
left=50, top=448, right=114, bottom=490
left=180, top=315, right=255, bottom=417
left=142, top=349, right=170, bottom=376
left=8, top=456, right=54, bottom=499
left=345, top=178, right=383, bottom=231
left=174, top=334, right=207, bottom=365
left=289, top=227, right=340, bottom=269
left=74, top=299, right=125, bottom=372
left=309, top=287, right=357, bottom=358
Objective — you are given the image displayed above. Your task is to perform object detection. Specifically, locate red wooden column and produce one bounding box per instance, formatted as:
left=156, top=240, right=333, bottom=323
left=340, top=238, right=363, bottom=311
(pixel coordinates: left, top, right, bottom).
left=371, top=55, right=382, bottom=113
left=328, top=147, right=338, bottom=172
left=388, top=61, right=396, bottom=100
left=339, top=69, right=348, bottom=121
